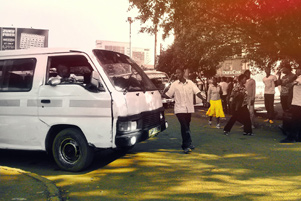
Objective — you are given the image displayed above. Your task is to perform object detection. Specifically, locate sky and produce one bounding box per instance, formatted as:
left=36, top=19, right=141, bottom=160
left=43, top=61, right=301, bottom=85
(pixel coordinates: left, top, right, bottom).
left=0, top=0, right=173, bottom=64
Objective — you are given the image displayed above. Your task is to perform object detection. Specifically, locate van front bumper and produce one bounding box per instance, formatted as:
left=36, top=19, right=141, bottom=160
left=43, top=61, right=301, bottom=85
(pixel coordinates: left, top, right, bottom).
left=115, top=119, right=167, bottom=148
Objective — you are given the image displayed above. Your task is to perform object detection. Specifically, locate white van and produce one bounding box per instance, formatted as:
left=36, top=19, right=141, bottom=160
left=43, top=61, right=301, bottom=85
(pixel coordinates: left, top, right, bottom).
left=0, top=48, right=167, bottom=171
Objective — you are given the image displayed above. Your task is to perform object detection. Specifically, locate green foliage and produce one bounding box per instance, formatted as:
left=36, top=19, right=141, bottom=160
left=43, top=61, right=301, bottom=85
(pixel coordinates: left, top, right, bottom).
left=130, top=0, right=301, bottom=73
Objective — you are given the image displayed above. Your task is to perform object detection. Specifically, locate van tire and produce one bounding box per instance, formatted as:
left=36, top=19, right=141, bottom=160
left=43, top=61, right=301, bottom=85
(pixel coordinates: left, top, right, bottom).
left=52, top=128, right=94, bottom=172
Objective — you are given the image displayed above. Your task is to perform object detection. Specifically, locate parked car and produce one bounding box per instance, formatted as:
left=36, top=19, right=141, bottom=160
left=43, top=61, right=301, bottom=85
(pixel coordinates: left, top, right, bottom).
left=144, top=70, right=174, bottom=108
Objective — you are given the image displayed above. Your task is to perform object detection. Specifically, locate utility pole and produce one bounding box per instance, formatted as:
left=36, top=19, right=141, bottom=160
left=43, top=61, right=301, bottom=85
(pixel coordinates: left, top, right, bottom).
left=127, top=17, right=133, bottom=58
left=154, top=24, right=158, bottom=69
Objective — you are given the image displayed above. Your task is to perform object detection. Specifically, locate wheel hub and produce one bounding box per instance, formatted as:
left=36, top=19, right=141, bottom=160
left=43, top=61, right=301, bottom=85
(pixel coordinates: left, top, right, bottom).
left=60, top=138, right=80, bottom=164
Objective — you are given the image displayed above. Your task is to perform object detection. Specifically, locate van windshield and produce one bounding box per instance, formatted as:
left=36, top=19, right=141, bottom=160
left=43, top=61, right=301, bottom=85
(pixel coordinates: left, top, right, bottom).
left=93, top=49, right=157, bottom=92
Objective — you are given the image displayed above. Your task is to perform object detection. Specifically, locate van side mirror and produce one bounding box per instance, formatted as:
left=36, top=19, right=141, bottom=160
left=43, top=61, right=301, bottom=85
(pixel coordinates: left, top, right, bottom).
left=48, top=77, right=61, bottom=86
left=90, top=71, right=105, bottom=92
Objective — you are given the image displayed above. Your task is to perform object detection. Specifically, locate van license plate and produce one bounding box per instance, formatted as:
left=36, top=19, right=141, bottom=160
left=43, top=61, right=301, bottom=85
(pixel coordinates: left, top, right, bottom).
left=148, top=126, right=161, bottom=137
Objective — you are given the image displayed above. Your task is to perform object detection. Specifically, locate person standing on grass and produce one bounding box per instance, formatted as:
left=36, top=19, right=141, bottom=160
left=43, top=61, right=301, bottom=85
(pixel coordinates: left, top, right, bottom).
left=276, top=60, right=297, bottom=131
left=223, top=74, right=253, bottom=136
left=262, top=67, right=278, bottom=124
left=244, top=70, right=256, bottom=128
left=276, top=60, right=296, bottom=112
left=219, top=77, right=229, bottom=114
left=206, top=77, right=225, bottom=129
left=280, top=67, right=301, bottom=143
left=226, top=77, right=234, bottom=114
left=162, top=68, right=206, bottom=154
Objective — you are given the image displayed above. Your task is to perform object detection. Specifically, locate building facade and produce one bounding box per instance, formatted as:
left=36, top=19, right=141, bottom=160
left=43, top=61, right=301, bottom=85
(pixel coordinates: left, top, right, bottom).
left=0, top=27, right=48, bottom=51
left=95, top=40, right=152, bottom=68
left=217, top=57, right=280, bottom=99
left=216, top=57, right=249, bottom=77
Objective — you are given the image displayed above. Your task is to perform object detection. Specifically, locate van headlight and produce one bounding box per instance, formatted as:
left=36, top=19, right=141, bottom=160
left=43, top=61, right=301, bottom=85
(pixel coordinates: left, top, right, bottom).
left=118, top=121, right=137, bottom=132
left=130, top=136, right=137, bottom=145
left=160, top=112, right=164, bottom=120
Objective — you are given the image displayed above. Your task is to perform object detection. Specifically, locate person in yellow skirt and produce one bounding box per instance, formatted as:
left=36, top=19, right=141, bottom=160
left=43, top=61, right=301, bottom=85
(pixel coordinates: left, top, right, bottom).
left=206, top=77, right=225, bottom=128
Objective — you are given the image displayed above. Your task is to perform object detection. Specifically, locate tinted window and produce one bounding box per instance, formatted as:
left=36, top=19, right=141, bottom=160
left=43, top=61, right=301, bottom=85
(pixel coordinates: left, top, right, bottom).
left=0, top=58, right=36, bottom=92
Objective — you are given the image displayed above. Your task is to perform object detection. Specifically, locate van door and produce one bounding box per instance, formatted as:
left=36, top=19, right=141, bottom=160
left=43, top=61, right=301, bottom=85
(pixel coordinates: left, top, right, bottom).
left=38, top=54, right=113, bottom=148
left=0, top=57, right=47, bottom=150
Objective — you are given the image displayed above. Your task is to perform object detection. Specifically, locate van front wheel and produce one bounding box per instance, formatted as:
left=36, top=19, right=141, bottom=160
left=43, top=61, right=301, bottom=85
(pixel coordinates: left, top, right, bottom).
left=52, top=128, right=94, bottom=172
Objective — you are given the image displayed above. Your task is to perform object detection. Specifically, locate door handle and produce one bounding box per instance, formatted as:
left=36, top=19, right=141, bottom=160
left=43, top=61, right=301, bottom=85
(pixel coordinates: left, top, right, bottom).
left=41, top=99, right=51, bottom=104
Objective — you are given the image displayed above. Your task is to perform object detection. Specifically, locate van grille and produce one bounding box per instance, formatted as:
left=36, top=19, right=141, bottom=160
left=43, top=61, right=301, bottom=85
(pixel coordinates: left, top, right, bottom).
left=142, top=112, right=160, bottom=129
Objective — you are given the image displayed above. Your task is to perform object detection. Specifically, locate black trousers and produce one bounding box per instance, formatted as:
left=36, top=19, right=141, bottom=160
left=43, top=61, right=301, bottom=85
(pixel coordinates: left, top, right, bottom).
left=264, top=94, right=275, bottom=120
left=287, top=105, right=301, bottom=141
left=280, top=95, right=292, bottom=111
left=224, top=105, right=252, bottom=134
left=221, top=95, right=228, bottom=114
left=176, top=113, right=192, bottom=149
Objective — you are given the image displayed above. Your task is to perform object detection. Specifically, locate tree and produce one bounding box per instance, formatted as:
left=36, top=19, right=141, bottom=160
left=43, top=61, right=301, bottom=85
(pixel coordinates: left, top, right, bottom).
left=129, top=0, right=301, bottom=73
left=156, top=43, right=217, bottom=77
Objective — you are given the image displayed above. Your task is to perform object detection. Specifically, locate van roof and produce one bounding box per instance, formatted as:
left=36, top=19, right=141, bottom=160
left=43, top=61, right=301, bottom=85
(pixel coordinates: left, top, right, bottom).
left=144, top=70, right=167, bottom=74
left=0, top=47, right=93, bottom=57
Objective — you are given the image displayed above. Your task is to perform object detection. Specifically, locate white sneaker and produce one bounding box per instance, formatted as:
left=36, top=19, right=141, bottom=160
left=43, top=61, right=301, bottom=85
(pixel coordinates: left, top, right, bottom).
left=216, top=124, right=221, bottom=129
left=208, top=121, right=212, bottom=125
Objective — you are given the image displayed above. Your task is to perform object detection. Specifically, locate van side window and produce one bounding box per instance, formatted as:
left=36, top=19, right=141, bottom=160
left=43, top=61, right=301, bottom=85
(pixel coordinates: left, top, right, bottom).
left=47, top=55, right=99, bottom=90
left=0, top=58, right=36, bottom=92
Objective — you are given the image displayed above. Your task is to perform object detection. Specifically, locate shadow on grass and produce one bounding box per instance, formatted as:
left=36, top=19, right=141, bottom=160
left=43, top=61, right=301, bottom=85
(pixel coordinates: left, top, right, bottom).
left=0, top=112, right=300, bottom=201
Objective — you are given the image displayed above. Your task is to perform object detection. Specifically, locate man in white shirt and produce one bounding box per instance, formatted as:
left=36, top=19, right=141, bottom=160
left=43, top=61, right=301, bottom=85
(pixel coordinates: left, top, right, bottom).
left=219, top=77, right=229, bottom=114
left=262, top=67, right=278, bottom=124
left=244, top=70, right=256, bottom=128
left=49, top=64, right=75, bottom=84
left=280, top=67, right=301, bottom=143
left=163, top=68, right=205, bottom=154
